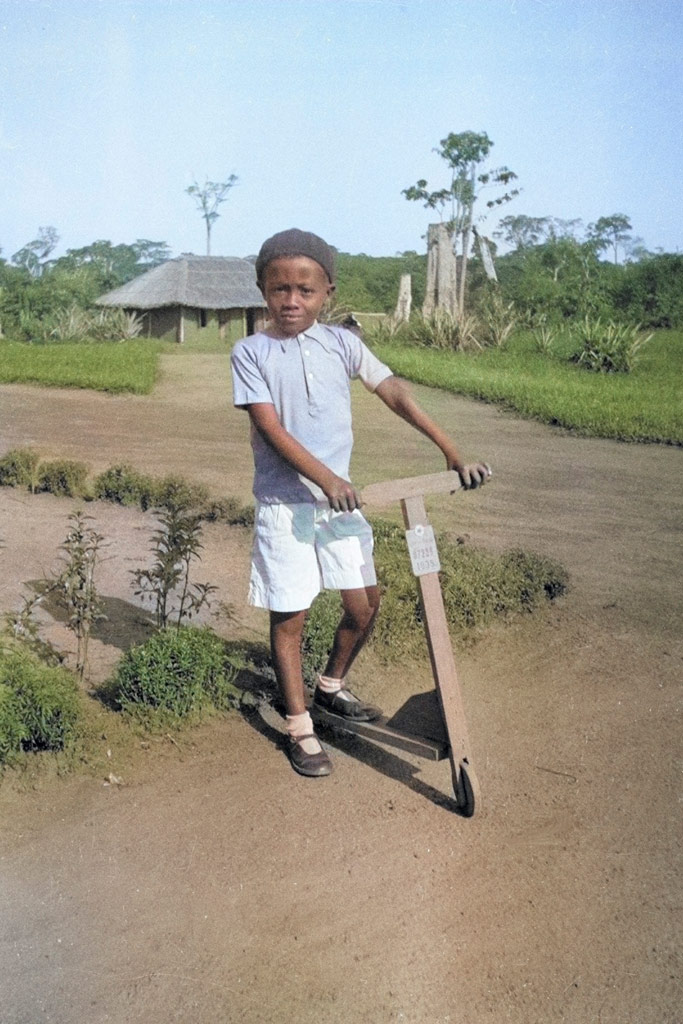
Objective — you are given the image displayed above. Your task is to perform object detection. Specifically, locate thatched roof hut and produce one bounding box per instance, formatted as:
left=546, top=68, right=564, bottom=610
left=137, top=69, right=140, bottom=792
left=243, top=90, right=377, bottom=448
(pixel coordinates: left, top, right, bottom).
left=96, top=255, right=267, bottom=343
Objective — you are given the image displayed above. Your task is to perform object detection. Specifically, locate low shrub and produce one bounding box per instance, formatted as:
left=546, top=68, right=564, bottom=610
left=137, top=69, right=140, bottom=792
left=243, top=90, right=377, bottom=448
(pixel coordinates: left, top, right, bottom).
left=405, top=310, right=482, bottom=352
left=0, top=647, right=82, bottom=762
left=112, top=626, right=239, bottom=723
left=0, top=447, right=40, bottom=489
left=532, top=322, right=559, bottom=355
left=143, top=474, right=210, bottom=513
left=201, top=496, right=255, bottom=526
left=36, top=459, right=90, bottom=498
left=0, top=682, right=28, bottom=764
left=478, top=290, right=517, bottom=349
left=93, top=463, right=155, bottom=506
left=571, top=316, right=653, bottom=373
left=31, top=304, right=144, bottom=344
left=301, top=519, right=569, bottom=673
left=301, top=591, right=343, bottom=685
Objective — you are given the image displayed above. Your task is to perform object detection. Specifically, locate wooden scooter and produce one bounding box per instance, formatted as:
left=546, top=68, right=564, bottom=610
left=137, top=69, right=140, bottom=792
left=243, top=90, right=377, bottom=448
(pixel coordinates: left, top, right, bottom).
left=312, top=470, right=483, bottom=817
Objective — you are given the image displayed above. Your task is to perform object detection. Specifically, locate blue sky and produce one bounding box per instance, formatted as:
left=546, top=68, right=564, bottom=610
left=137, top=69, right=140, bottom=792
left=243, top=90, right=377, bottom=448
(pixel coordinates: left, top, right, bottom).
left=1, top=0, right=681, bottom=261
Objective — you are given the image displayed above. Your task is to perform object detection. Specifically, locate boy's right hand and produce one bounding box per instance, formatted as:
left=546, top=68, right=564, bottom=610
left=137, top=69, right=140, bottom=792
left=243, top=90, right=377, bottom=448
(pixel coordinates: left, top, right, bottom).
left=323, top=473, right=363, bottom=512
left=454, top=462, right=492, bottom=490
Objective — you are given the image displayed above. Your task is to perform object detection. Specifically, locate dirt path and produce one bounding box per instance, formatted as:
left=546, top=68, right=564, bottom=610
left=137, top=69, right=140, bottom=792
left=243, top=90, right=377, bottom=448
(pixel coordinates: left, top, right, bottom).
left=1, top=355, right=681, bottom=1023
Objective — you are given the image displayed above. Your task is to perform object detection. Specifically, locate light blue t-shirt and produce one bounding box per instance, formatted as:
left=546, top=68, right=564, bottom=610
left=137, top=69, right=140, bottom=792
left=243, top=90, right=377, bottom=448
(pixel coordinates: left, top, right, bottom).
left=231, top=321, right=393, bottom=503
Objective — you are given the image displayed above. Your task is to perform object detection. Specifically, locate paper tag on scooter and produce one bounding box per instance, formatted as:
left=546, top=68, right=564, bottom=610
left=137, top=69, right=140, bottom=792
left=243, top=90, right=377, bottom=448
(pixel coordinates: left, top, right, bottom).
left=405, top=524, right=441, bottom=576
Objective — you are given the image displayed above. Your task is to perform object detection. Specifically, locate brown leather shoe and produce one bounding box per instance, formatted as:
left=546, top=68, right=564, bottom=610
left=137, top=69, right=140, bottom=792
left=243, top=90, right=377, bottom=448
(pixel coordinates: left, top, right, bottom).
left=287, top=735, right=333, bottom=777
left=313, top=686, right=382, bottom=722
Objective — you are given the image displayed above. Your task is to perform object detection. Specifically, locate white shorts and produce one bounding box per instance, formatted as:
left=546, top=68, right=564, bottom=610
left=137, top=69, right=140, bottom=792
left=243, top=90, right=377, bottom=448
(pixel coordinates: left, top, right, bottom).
left=249, top=501, right=377, bottom=612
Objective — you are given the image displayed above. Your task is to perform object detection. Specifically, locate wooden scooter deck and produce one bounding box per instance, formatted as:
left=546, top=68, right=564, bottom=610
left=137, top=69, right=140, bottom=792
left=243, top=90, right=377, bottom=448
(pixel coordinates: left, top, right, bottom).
left=311, top=688, right=449, bottom=762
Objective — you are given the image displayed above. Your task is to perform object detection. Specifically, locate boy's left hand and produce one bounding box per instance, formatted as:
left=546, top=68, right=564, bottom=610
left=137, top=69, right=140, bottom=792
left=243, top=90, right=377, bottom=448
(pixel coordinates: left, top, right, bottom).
left=450, top=461, right=492, bottom=490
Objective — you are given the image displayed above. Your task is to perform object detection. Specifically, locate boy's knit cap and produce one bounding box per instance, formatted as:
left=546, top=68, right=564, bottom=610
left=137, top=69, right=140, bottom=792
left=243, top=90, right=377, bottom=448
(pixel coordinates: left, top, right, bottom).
left=255, top=228, right=335, bottom=283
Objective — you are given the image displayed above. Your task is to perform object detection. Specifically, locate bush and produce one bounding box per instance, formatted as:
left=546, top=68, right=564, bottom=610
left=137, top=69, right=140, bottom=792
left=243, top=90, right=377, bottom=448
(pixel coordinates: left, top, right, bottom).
left=36, top=459, right=90, bottom=497
left=478, top=289, right=517, bottom=348
left=112, top=626, right=238, bottom=722
left=0, top=648, right=82, bottom=761
left=29, top=304, right=144, bottom=344
left=201, top=496, right=255, bottom=526
left=143, top=474, right=209, bottom=513
left=0, top=447, right=40, bottom=489
left=300, top=520, right=569, bottom=673
left=0, top=682, right=28, bottom=763
left=93, top=463, right=155, bottom=506
left=405, top=310, right=482, bottom=352
left=301, top=591, right=343, bottom=684
left=571, top=317, right=653, bottom=373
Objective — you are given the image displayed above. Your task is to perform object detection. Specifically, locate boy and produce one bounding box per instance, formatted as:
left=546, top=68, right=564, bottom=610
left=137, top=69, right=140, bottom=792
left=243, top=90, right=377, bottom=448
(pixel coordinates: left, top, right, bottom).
left=231, top=228, right=490, bottom=778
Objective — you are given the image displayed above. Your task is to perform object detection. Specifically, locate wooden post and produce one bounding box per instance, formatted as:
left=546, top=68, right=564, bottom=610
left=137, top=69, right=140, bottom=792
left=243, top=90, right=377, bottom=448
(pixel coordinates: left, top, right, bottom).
left=400, top=492, right=480, bottom=813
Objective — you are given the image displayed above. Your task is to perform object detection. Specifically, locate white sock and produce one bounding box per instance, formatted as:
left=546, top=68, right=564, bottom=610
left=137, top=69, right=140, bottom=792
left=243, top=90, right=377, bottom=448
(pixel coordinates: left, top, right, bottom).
left=318, top=675, right=359, bottom=703
left=317, top=674, right=343, bottom=693
left=285, top=711, right=322, bottom=755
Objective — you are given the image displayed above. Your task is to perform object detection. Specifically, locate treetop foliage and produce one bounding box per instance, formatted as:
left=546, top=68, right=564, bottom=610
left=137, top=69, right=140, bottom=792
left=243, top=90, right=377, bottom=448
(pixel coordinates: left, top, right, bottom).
left=185, top=176, right=239, bottom=255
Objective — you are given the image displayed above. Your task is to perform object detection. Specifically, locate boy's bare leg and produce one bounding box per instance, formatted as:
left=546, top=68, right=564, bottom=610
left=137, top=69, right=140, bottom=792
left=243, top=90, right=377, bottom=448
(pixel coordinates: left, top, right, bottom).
left=269, top=609, right=308, bottom=714
left=323, top=585, right=380, bottom=680
left=270, top=607, right=332, bottom=776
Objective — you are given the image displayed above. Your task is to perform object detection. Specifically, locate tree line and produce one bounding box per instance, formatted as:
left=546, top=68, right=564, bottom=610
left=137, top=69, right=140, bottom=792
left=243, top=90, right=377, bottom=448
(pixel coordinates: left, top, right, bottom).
left=1, top=212, right=680, bottom=343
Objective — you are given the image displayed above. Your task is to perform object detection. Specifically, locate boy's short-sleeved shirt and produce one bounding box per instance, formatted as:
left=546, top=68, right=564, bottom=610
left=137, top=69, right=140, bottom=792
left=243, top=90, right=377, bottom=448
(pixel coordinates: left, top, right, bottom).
left=231, top=321, right=393, bottom=503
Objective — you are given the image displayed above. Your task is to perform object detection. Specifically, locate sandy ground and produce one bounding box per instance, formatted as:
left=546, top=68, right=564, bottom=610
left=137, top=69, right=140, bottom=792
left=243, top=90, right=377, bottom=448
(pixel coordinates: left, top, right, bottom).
left=0, top=354, right=681, bottom=1024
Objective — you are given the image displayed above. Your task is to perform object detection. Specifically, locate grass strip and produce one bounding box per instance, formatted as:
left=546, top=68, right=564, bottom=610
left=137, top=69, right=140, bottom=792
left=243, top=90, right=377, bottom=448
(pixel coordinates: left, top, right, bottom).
left=0, top=341, right=160, bottom=394
left=374, top=330, right=683, bottom=444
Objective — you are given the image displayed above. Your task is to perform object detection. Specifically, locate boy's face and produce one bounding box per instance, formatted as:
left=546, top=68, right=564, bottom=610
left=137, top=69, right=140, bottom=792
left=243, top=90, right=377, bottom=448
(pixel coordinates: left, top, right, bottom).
left=259, top=256, right=334, bottom=337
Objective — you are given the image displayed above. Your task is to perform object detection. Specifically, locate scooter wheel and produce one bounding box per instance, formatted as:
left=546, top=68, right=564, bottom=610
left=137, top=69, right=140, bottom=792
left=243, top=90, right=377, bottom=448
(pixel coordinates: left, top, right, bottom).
left=454, top=759, right=478, bottom=817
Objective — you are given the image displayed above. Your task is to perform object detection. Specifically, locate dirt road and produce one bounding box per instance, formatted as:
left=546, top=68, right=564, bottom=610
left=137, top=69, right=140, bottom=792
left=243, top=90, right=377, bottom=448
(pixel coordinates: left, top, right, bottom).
left=0, top=354, right=681, bottom=1023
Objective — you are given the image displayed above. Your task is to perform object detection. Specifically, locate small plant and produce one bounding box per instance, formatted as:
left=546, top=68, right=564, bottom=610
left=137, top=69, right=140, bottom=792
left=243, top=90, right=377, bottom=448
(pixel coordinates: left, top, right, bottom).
left=112, top=625, right=238, bottom=722
left=36, top=460, right=90, bottom=498
left=0, top=447, right=41, bottom=490
left=132, top=507, right=217, bottom=628
left=4, top=591, right=64, bottom=666
left=571, top=316, right=654, bottom=373
left=0, top=647, right=82, bottom=763
left=479, top=290, right=516, bottom=348
left=50, top=511, right=106, bottom=681
left=532, top=320, right=559, bottom=355
left=406, top=309, right=482, bottom=352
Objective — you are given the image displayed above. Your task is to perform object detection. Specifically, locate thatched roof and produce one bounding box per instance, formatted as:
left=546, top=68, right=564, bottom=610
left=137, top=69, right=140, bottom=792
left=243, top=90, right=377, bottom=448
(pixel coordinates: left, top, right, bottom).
left=96, top=255, right=266, bottom=310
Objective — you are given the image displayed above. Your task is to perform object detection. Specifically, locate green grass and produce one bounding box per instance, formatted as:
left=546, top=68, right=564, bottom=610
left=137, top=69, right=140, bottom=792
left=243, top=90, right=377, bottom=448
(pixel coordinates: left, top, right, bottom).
left=374, top=330, right=683, bottom=444
left=0, top=341, right=160, bottom=394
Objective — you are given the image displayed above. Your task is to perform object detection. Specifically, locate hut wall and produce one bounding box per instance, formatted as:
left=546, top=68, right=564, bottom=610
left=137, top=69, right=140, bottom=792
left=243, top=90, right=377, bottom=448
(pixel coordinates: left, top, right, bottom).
left=142, top=306, right=181, bottom=340
left=131, top=306, right=264, bottom=344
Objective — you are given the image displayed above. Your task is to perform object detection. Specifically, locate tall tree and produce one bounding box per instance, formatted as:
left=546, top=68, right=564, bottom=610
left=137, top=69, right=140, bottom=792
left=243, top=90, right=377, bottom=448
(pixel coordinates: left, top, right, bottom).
left=587, top=214, right=633, bottom=265
left=494, top=214, right=584, bottom=251
left=11, top=226, right=59, bottom=277
left=402, top=131, right=519, bottom=316
left=185, top=176, right=238, bottom=255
